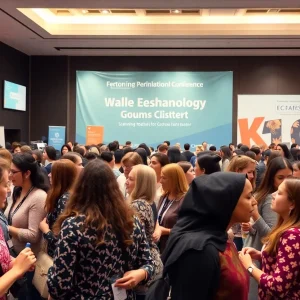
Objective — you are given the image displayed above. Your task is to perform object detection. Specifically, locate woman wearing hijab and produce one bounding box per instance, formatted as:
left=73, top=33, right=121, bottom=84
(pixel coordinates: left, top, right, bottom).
left=161, top=172, right=257, bottom=300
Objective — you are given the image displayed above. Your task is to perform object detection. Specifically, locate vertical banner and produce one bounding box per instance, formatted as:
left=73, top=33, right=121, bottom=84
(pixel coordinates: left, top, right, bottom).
left=76, top=71, right=233, bottom=149
left=48, top=126, right=66, bottom=150
left=0, top=126, right=5, bottom=148
left=237, top=95, right=300, bottom=147
left=86, top=125, right=104, bottom=145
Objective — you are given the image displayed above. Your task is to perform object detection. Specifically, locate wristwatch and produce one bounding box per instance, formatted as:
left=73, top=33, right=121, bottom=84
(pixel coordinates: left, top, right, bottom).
left=247, top=264, right=255, bottom=276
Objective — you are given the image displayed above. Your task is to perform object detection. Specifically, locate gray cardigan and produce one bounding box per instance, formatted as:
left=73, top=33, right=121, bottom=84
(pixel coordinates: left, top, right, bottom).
left=244, top=194, right=278, bottom=250
left=243, top=193, right=278, bottom=300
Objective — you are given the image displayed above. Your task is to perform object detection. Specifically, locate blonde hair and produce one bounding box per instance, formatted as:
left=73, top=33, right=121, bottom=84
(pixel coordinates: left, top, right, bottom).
left=161, top=163, right=189, bottom=198
left=121, top=152, right=142, bottom=166
left=263, top=178, right=300, bottom=255
left=227, top=155, right=257, bottom=189
left=128, top=165, right=157, bottom=204
left=0, top=149, right=12, bottom=164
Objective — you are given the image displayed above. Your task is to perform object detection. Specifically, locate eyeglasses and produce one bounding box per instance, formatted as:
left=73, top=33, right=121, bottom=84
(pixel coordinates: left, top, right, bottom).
left=9, top=170, right=22, bottom=175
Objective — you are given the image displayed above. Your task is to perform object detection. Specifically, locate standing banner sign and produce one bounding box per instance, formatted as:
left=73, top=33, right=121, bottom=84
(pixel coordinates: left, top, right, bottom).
left=48, top=126, right=66, bottom=150
left=76, top=71, right=233, bottom=149
left=86, top=126, right=104, bottom=145
left=0, top=126, right=5, bottom=148
left=237, top=95, right=300, bottom=147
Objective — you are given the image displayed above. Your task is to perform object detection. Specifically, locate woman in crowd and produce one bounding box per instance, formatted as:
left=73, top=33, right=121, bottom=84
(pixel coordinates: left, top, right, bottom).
left=290, top=146, right=300, bottom=161
left=149, top=153, right=169, bottom=205
left=167, top=146, right=186, bottom=164
left=135, top=148, right=148, bottom=166
left=126, top=165, right=163, bottom=300
left=276, top=143, right=293, bottom=161
left=12, top=143, right=21, bottom=154
left=156, top=163, right=189, bottom=253
left=43, top=146, right=57, bottom=174
left=243, top=156, right=293, bottom=300
left=0, top=158, right=37, bottom=299
left=194, top=153, right=221, bottom=176
left=60, top=144, right=71, bottom=156
left=39, top=159, right=77, bottom=257
left=226, top=155, right=256, bottom=251
left=161, top=172, right=257, bottom=299
left=5, top=153, right=49, bottom=299
left=117, top=152, right=143, bottom=197
left=177, top=161, right=195, bottom=185
left=292, top=161, right=300, bottom=178
left=240, top=178, right=300, bottom=299
left=190, top=145, right=205, bottom=167
left=62, top=152, right=84, bottom=174
left=5, top=153, right=49, bottom=255
left=48, top=159, right=154, bottom=299
left=220, top=146, right=232, bottom=171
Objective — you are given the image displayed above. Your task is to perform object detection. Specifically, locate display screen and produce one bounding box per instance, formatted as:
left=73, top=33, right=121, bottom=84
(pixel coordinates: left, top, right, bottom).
left=3, top=80, right=26, bottom=111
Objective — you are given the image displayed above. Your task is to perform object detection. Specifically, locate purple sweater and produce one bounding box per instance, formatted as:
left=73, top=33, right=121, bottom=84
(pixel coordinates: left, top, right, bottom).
left=259, top=227, right=300, bottom=299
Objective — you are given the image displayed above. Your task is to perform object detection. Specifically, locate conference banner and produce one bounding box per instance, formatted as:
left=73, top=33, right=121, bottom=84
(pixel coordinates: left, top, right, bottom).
left=48, top=126, right=66, bottom=151
left=76, top=71, right=233, bottom=149
left=238, top=95, right=300, bottom=147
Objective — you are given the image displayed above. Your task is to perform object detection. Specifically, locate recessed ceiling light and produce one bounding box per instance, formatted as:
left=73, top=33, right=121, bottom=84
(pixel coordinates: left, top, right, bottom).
left=101, top=10, right=110, bottom=14
left=82, top=9, right=88, bottom=14
left=171, top=9, right=181, bottom=14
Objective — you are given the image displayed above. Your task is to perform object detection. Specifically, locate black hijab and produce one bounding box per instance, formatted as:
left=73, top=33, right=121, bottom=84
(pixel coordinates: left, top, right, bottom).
left=162, top=172, right=246, bottom=272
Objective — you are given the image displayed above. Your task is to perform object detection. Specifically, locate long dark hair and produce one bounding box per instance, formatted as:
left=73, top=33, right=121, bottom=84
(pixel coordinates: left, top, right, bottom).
left=167, top=146, right=181, bottom=163
left=12, top=153, right=49, bottom=192
left=220, top=146, right=232, bottom=162
left=277, top=143, right=292, bottom=160
left=54, top=159, right=134, bottom=246
left=255, top=157, right=292, bottom=205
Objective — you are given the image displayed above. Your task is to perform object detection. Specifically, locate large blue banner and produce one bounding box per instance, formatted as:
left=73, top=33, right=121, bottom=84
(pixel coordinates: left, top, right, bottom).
left=48, top=126, right=66, bottom=151
left=76, top=71, right=233, bottom=149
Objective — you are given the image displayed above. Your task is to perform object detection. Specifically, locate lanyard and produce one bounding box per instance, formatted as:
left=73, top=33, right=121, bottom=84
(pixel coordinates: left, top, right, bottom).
left=8, top=186, right=34, bottom=225
left=158, top=196, right=174, bottom=225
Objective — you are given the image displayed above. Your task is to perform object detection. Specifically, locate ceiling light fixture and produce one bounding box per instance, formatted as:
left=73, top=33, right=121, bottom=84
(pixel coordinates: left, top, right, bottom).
left=171, top=9, right=181, bottom=14
left=82, top=9, right=88, bottom=14
left=101, top=10, right=110, bottom=14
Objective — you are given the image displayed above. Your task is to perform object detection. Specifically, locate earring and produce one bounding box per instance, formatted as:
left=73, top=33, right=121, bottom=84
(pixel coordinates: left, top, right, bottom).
left=289, top=208, right=293, bottom=216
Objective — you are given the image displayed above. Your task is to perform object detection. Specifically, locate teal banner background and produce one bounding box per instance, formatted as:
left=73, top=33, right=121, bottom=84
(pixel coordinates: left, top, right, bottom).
left=76, top=71, right=233, bottom=149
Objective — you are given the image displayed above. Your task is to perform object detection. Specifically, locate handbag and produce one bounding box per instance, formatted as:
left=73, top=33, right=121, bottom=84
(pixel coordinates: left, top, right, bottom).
left=0, top=262, right=28, bottom=298
left=32, top=242, right=53, bottom=298
left=145, top=273, right=171, bottom=300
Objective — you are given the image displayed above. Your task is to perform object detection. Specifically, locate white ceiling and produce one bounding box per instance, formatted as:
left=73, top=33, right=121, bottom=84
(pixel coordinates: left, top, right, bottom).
left=1, top=0, right=300, bottom=56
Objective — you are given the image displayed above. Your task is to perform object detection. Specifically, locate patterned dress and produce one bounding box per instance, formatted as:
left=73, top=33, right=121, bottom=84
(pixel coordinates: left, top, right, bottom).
left=131, top=199, right=163, bottom=293
left=259, top=227, right=300, bottom=299
left=0, top=227, right=11, bottom=300
left=43, top=192, right=70, bottom=257
left=47, top=215, right=154, bottom=299
left=214, top=241, right=249, bottom=300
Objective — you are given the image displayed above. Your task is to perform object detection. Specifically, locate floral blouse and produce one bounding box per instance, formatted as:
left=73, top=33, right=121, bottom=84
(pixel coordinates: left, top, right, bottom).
left=47, top=215, right=154, bottom=299
left=259, top=228, right=300, bottom=299
left=0, top=227, right=11, bottom=300
left=131, top=199, right=163, bottom=292
left=44, top=192, right=70, bottom=257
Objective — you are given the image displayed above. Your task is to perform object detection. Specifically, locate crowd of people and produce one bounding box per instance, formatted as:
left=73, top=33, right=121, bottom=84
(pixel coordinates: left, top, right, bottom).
left=0, top=139, right=299, bottom=299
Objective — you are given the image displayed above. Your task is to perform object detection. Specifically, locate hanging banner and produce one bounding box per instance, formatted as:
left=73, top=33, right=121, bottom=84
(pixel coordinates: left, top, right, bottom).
left=0, top=126, right=5, bottom=148
left=238, top=95, right=300, bottom=147
left=86, top=125, right=104, bottom=145
left=48, top=126, right=66, bottom=150
left=76, top=71, right=233, bottom=149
